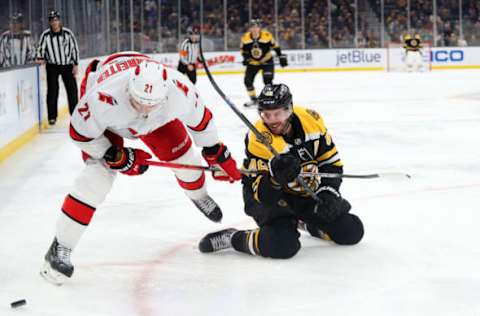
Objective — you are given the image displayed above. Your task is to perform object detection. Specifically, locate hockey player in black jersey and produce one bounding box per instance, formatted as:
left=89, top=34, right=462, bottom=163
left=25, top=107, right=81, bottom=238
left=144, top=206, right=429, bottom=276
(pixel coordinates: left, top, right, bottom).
left=199, top=84, right=364, bottom=258
left=403, top=33, right=425, bottom=72
left=240, top=19, right=288, bottom=107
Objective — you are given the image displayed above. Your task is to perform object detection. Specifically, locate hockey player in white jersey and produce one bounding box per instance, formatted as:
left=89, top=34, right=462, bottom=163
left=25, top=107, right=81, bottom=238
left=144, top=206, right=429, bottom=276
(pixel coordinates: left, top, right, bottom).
left=40, top=52, right=241, bottom=285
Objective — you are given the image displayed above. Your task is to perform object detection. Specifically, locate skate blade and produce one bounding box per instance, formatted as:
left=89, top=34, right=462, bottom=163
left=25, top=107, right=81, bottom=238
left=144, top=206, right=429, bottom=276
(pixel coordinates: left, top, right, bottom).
left=40, top=261, right=67, bottom=286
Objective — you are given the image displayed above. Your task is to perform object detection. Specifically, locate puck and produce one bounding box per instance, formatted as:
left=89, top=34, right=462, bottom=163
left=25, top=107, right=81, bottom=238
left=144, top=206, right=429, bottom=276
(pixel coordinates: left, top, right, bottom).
left=10, top=299, right=27, bottom=308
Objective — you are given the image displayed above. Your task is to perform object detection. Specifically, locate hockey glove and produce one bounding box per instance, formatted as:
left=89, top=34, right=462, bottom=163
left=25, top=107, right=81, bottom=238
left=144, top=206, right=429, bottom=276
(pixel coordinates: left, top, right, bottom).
left=242, top=58, right=250, bottom=66
left=104, top=146, right=152, bottom=176
left=202, top=143, right=241, bottom=182
left=312, top=186, right=351, bottom=223
left=268, top=154, right=301, bottom=186
left=279, top=54, right=288, bottom=67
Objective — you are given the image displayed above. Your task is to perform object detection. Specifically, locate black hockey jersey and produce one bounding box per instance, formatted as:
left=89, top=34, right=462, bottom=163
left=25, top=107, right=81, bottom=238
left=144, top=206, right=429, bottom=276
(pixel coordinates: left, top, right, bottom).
left=240, top=30, right=281, bottom=66
left=242, top=106, right=343, bottom=224
left=403, top=34, right=422, bottom=52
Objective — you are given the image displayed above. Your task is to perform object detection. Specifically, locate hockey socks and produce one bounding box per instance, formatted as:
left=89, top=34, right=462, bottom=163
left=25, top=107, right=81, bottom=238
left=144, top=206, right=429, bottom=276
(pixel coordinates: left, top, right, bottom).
left=231, top=229, right=261, bottom=256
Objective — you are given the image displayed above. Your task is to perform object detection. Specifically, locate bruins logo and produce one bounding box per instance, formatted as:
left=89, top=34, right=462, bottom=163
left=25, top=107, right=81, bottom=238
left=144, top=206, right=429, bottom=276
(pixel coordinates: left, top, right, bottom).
left=286, top=162, right=321, bottom=195
left=258, top=131, right=273, bottom=145
left=306, top=109, right=320, bottom=120
left=251, top=43, right=263, bottom=59
left=411, top=39, right=418, bottom=46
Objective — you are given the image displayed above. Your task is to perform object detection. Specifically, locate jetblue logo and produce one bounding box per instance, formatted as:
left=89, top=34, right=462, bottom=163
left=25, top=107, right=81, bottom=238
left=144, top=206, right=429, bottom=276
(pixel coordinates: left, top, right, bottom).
left=336, top=50, right=382, bottom=66
left=431, top=50, right=464, bottom=62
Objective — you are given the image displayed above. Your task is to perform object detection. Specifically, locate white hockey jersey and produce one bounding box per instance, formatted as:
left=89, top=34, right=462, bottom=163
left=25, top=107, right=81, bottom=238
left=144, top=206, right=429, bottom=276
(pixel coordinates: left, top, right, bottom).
left=70, top=52, right=220, bottom=159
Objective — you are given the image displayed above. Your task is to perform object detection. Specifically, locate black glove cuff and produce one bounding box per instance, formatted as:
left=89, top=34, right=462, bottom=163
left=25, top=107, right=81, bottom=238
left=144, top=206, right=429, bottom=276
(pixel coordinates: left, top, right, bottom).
left=202, top=143, right=231, bottom=163
left=104, top=146, right=134, bottom=172
left=104, top=146, right=122, bottom=164
left=202, top=143, right=221, bottom=155
left=316, top=186, right=340, bottom=198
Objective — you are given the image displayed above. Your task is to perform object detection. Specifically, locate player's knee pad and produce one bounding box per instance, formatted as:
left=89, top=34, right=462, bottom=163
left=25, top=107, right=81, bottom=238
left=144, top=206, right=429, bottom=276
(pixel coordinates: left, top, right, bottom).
left=71, top=160, right=116, bottom=207
left=259, top=225, right=301, bottom=259
left=326, top=213, right=364, bottom=245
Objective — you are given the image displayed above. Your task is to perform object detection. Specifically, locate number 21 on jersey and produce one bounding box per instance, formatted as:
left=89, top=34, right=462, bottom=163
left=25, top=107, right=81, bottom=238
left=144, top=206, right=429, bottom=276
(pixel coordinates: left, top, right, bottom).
left=144, top=84, right=153, bottom=94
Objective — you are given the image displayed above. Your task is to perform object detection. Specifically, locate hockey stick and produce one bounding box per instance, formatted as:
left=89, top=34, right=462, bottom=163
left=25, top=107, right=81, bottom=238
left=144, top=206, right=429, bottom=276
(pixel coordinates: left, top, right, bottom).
left=198, top=38, right=321, bottom=202
left=146, top=160, right=218, bottom=171
left=146, top=161, right=411, bottom=180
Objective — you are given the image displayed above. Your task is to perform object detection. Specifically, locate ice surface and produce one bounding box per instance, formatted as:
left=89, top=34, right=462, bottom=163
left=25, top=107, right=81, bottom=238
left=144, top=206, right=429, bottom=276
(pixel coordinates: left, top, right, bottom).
left=1, top=70, right=480, bottom=316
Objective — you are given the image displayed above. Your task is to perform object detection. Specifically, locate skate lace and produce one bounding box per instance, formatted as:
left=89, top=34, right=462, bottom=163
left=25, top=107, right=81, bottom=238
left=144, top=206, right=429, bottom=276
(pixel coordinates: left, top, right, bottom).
left=57, top=244, right=72, bottom=264
left=196, top=197, right=216, bottom=215
left=210, top=233, right=232, bottom=251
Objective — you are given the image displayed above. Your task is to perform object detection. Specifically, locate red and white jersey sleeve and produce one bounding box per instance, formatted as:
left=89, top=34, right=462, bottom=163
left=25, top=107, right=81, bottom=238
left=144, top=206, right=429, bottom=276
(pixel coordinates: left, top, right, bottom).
left=69, top=52, right=220, bottom=159
left=69, top=91, right=117, bottom=159
left=164, top=68, right=220, bottom=148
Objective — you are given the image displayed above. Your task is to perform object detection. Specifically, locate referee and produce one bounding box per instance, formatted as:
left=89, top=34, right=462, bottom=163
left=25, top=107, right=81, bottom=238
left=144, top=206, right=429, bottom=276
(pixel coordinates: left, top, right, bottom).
left=36, top=10, right=79, bottom=125
left=177, top=26, right=200, bottom=84
left=0, top=13, right=34, bottom=68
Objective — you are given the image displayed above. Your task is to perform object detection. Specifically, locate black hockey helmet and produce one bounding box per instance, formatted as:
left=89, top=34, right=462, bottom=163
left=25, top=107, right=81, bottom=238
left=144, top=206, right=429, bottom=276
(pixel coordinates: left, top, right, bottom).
left=258, top=84, right=293, bottom=111
left=48, top=10, right=60, bottom=20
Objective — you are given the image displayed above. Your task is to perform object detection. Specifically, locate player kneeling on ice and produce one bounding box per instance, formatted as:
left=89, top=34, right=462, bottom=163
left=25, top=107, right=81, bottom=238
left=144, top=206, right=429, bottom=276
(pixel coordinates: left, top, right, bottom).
left=199, top=84, right=364, bottom=258
left=40, top=52, right=241, bottom=285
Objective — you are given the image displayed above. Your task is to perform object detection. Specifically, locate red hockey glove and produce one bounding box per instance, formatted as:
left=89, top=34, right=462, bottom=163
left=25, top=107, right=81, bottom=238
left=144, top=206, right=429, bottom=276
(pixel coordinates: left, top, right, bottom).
left=202, top=143, right=241, bottom=183
left=104, top=146, right=152, bottom=176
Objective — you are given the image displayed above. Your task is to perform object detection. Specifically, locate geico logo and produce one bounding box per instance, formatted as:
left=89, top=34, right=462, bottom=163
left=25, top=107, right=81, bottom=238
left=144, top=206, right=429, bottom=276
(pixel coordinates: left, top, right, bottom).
left=431, top=50, right=464, bottom=62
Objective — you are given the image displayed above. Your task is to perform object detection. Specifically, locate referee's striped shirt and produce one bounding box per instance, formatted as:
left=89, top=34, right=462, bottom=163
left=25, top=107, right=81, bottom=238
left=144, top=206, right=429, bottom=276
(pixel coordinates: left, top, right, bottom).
left=36, top=27, right=79, bottom=65
left=0, top=30, right=34, bottom=67
left=179, top=38, right=199, bottom=65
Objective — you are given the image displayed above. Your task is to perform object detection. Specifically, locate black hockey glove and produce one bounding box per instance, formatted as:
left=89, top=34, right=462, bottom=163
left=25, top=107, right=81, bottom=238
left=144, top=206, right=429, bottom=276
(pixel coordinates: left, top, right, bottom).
left=104, top=146, right=152, bottom=176
left=268, top=154, right=301, bottom=186
left=312, top=186, right=351, bottom=223
left=279, top=54, right=288, bottom=67
left=242, top=58, right=250, bottom=66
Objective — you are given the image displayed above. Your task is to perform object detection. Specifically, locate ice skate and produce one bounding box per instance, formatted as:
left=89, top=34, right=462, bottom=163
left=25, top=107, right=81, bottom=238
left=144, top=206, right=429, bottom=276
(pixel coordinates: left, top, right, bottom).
left=40, top=238, right=74, bottom=285
left=191, top=195, right=223, bottom=222
left=199, top=228, right=238, bottom=253
left=243, top=97, right=258, bottom=108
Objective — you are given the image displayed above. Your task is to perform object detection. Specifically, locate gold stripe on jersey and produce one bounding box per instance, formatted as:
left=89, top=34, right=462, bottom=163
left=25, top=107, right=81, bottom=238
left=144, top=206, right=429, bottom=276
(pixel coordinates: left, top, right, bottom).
left=254, top=229, right=260, bottom=254
left=252, top=175, right=263, bottom=202
left=318, top=147, right=337, bottom=162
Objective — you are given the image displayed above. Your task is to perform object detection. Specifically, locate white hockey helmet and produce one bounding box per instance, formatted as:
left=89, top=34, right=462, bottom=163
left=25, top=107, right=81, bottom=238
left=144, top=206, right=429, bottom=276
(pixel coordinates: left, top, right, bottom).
left=128, top=60, right=169, bottom=113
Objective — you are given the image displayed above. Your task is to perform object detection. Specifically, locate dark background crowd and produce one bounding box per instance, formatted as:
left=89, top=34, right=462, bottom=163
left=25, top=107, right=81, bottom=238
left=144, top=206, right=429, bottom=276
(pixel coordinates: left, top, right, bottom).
left=1, top=0, right=479, bottom=69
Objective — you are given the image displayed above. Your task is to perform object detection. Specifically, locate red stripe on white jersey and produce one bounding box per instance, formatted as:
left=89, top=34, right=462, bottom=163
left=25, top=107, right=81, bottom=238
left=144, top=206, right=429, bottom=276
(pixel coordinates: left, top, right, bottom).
left=62, top=194, right=96, bottom=226
left=188, top=107, right=213, bottom=132
left=176, top=172, right=206, bottom=190
left=80, top=59, right=99, bottom=98
left=101, top=52, right=150, bottom=66
left=69, top=124, right=93, bottom=142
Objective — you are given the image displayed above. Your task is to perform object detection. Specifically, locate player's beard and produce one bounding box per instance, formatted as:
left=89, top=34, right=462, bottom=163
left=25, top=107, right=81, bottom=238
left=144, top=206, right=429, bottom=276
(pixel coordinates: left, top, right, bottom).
left=266, top=119, right=291, bottom=136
